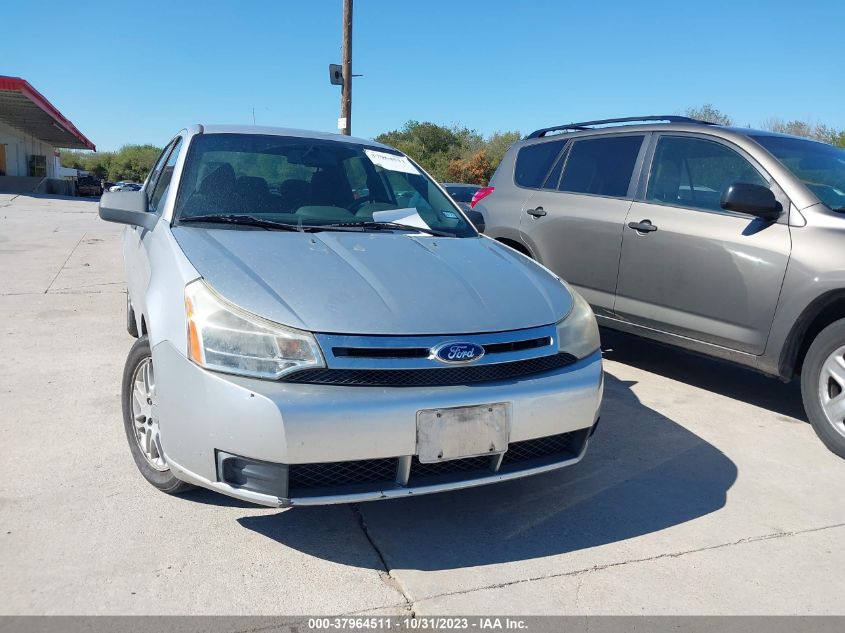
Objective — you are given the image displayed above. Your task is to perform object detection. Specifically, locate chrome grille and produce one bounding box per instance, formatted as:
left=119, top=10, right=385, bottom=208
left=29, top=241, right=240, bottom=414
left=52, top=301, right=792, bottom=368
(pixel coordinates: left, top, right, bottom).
left=283, top=353, right=577, bottom=387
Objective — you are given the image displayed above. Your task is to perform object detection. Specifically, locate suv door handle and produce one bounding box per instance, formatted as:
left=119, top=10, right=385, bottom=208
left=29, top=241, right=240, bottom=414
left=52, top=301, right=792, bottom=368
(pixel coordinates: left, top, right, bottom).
left=628, top=220, right=658, bottom=233
left=526, top=207, right=546, bottom=218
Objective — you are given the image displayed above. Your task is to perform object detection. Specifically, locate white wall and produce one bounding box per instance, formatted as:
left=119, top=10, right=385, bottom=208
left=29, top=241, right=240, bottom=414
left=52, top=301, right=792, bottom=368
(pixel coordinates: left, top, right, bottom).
left=0, top=119, right=58, bottom=178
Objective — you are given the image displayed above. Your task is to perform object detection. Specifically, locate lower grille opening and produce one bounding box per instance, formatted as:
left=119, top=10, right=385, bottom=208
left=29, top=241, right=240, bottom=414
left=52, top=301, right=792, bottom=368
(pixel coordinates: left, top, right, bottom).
left=410, top=454, right=494, bottom=480
left=280, top=430, right=589, bottom=498
left=288, top=457, right=397, bottom=493
left=502, top=431, right=581, bottom=465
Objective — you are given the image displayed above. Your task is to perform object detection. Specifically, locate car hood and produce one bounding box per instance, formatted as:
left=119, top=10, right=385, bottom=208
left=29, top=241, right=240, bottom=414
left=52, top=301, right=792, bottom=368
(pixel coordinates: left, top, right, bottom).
left=172, top=228, right=572, bottom=335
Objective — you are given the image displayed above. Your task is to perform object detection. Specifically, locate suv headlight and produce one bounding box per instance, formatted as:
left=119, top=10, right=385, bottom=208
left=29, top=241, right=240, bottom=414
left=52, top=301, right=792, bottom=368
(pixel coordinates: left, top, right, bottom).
left=184, top=279, right=324, bottom=379
left=556, top=285, right=600, bottom=360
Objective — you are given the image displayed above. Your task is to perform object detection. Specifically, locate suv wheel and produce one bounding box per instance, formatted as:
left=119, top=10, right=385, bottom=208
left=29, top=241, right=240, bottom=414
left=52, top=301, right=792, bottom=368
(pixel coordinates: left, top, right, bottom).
left=801, top=318, right=845, bottom=458
left=122, top=336, right=193, bottom=494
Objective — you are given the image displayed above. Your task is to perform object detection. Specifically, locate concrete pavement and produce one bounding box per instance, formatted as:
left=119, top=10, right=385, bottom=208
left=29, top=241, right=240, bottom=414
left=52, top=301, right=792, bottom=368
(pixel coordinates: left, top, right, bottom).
left=1, top=193, right=844, bottom=615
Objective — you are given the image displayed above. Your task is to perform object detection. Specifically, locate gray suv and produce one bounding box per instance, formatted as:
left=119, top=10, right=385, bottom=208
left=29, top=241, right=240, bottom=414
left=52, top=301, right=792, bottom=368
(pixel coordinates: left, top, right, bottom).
left=476, top=115, right=845, bottom=457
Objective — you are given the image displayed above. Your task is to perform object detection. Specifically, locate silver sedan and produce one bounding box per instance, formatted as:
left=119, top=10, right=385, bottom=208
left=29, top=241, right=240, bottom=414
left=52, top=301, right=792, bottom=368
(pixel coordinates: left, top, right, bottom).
left=99, top=124, right=604, bottom=507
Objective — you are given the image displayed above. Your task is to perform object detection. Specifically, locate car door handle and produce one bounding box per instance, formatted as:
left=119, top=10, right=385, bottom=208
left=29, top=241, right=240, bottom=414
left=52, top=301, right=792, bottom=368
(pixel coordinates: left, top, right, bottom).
left=526, top=207, right=546, bottom=218
left=628, top=220, right=658, bottom=233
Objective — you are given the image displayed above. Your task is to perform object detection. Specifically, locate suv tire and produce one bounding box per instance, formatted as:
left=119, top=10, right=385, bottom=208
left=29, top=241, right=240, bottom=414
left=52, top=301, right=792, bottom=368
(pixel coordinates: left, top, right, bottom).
left=122, top=336, right=193, bottom=494
left=801, top=318, right=845, bottom=458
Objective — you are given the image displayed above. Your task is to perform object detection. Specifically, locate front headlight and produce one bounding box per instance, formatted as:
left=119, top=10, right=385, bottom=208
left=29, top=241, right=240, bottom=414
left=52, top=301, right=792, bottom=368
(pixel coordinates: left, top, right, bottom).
left=184, top=279, right=324, bottom=379
left=556, top=285, right=600, bottom=359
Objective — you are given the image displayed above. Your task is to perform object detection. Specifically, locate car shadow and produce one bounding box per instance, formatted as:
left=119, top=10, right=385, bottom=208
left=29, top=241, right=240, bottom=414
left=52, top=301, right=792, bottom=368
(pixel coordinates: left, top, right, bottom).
left=600, top=328, right=806, bottom=421
left=236, top=371, right=738, bottom=571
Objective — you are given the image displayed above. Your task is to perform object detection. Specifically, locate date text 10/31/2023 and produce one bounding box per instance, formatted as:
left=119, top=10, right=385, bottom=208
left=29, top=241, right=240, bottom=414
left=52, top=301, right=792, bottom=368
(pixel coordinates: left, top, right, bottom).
left=307, top=617, right=529, bottom=630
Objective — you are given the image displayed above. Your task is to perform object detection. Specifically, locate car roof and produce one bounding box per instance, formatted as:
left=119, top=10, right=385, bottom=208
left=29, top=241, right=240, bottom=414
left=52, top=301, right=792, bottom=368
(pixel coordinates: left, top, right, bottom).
left=194, top=124, right=395, bottom=151
left=441, top=182, right=480, bottom=187
left=519, top=122, right=808, bottom=146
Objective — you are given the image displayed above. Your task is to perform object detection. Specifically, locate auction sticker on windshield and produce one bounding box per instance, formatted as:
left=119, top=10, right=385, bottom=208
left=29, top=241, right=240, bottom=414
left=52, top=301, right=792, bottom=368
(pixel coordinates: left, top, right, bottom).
left=364, top=149, right=420, bottom=175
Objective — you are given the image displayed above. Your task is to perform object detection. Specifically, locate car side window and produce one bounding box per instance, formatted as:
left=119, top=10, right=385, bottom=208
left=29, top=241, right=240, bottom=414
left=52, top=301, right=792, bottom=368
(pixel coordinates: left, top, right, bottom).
left=558, top=135, right=644, bottom=198
left=646, top=136, right=768, bottom=212
left=149, top=138, right=183, bottom=214
left=514, top=140, right=566, bottom=189
left=145, top=140, right=176, bottom=205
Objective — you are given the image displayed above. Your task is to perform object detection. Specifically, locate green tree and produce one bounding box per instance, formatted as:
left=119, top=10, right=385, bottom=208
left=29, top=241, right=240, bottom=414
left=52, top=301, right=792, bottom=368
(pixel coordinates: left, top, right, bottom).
left=375, top=122, right=519, bottom=184
left=60, top=144, right=163, bottom=182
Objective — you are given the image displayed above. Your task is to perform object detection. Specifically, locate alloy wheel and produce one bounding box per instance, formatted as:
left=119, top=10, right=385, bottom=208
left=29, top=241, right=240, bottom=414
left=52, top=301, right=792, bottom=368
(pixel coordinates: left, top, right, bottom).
left=130, top=357, right=168, bottom=471
left=818, top=344, right=845, bottom=439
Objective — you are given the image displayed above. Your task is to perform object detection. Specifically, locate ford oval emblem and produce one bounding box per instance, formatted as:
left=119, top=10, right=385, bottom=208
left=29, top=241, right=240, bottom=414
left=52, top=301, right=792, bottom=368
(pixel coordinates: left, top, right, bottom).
left=432, top=341, right=485, bottom=364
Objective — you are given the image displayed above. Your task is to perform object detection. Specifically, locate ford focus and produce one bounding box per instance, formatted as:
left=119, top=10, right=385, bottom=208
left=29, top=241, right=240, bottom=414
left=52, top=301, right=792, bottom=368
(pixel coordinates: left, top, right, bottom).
left=99, top=125, right=603, bottom=507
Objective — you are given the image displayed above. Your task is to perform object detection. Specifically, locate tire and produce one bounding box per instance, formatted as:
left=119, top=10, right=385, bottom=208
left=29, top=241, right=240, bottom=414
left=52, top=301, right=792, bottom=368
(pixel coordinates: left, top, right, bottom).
left=126, top=294, right=139, bottom=338
left=122, top=336, right=194, bottom=494
left=801, top=318, right=845, bottom=458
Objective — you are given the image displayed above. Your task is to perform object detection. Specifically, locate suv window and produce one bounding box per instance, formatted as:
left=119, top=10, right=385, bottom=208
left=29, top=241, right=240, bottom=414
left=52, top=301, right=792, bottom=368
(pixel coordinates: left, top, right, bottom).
left=514, top=140, right=565, bottom=188
left=647, top=136, right=767, bottom=212
left=558, top=135, right=644, bottom=198
left=542, top=149, right=568, bottom=190
left=149, top=137, right=183, bottom=213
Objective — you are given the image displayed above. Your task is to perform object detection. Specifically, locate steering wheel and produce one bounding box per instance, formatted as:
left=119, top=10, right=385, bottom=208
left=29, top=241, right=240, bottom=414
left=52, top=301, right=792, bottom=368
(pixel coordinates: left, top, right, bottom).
left=349, top=195, right=377, bottom=214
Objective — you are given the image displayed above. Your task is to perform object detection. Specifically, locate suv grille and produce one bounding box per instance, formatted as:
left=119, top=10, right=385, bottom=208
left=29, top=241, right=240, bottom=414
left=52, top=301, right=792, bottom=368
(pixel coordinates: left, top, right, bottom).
left=283, top=353, right=578, bottom=387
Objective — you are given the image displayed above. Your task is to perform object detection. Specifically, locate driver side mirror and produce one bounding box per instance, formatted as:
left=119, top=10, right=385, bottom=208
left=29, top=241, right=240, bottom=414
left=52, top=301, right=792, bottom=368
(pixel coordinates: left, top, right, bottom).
left=99, top=191, right=157, bottom=230
left=720, top=182, right=782, bottom=221
left=465, top=209, right=486, bottom=233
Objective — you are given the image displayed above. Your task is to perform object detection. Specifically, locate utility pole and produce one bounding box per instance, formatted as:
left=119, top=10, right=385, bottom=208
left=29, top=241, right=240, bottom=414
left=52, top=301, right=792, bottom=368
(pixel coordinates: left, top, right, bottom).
left=339, top=0, right=353, bottom=135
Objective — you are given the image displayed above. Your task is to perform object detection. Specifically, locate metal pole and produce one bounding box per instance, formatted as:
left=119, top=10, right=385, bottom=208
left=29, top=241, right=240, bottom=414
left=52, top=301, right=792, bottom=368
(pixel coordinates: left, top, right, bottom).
left=340, top=0, right=352, bottom=135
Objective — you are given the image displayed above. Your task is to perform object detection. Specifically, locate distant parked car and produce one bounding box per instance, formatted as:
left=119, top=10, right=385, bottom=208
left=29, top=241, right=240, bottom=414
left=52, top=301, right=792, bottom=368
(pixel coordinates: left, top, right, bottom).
left=442, top=183, right=488, bottom=232
left=477, top=114, right=845, bottom=458
left=76, top=176, right=102, bottom=197
left=96, top=124, right=603, bottom=507
left=110, top=181, right=142, bottom=192
left=442, top=182, right=481, bottom=211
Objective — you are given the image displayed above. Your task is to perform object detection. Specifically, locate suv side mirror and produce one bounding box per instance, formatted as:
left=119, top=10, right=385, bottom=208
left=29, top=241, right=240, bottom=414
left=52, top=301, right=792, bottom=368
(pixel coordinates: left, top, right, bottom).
left=720, top=182, right=782, bottom=220
left=99, top=191, right=157, bottom=230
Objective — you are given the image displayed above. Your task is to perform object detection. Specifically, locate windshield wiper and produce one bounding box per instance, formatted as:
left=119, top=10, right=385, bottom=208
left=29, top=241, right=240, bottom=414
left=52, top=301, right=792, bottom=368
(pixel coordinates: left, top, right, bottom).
left=322, top=221, right=453, bottom=237
left=177, top=214, right=317, bottom=232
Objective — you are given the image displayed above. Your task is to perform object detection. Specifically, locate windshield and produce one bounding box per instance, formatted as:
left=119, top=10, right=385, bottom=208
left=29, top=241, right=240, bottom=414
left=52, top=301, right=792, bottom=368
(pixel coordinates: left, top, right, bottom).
left=174, top=133, right=476, bottom=237
left=751, top=134, right=845, bottom=211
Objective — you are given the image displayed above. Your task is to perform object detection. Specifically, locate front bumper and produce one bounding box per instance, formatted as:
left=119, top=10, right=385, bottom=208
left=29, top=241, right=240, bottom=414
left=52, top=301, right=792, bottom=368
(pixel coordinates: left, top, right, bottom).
left=152, top=342, right=603, bottom=507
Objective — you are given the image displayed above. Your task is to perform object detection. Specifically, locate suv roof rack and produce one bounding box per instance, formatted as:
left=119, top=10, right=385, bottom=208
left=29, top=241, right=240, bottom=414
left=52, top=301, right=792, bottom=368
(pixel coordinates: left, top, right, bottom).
left=526, top=116, right=714, bottom=139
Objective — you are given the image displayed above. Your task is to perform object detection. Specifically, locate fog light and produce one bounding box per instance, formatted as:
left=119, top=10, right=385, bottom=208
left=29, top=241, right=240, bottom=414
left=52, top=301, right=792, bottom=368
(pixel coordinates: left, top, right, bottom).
left=216, top=451, right=288, bottom=497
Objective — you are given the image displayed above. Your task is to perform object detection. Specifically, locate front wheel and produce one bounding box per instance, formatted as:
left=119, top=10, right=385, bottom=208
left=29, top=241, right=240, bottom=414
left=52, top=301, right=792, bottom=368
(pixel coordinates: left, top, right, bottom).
left=801, top=318, right=845, bottom=458
left=122, top=336, right=194, bottom=494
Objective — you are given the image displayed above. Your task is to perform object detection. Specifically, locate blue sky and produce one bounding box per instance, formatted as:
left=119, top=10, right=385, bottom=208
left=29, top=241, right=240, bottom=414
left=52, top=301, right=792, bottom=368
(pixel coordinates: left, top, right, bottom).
left=2, top=0, right=842, bottom=151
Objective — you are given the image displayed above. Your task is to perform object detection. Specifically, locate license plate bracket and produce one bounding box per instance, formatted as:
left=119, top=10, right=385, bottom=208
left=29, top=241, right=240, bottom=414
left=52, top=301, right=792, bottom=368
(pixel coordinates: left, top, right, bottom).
left=416, top=403, right=510, bottom=464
